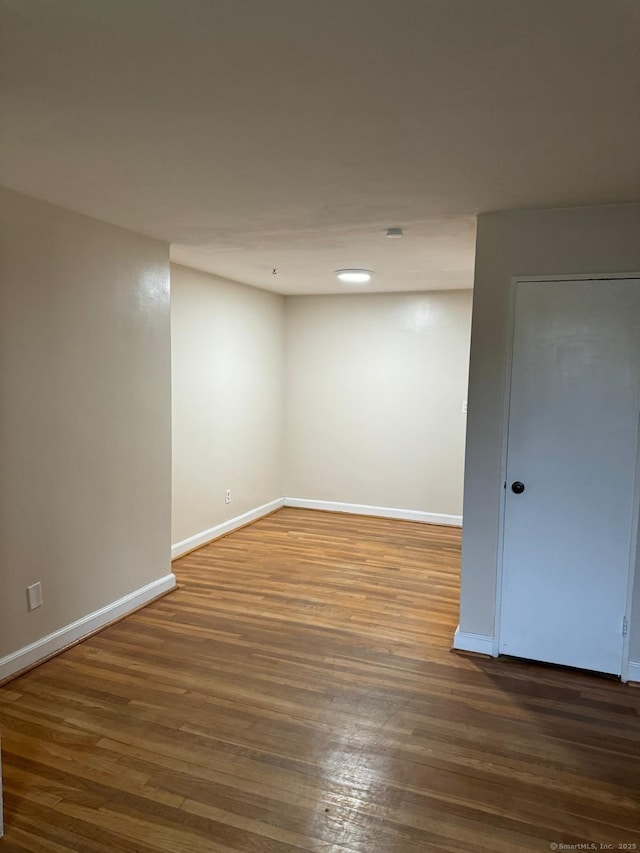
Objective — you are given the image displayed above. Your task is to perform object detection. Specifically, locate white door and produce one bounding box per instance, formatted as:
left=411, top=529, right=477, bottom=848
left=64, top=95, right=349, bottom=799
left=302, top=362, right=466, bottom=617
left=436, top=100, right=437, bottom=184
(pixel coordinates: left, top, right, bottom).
left=499, top=278, right=640, bottom=675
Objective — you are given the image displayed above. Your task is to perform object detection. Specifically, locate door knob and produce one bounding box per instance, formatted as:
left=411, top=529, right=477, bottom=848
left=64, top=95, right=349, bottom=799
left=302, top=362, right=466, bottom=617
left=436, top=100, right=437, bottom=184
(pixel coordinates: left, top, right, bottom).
left=511, top=481, right=525, bottom=494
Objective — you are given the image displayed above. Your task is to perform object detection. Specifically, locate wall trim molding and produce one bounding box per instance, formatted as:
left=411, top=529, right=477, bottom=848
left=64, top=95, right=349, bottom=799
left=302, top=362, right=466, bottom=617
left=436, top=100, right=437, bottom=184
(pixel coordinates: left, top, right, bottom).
left=452, top=626, right=496, bottom=656
left=283, top=497, right=462, bottom=527
left=625, top=660, right=640, bottom=685
left=171, top=497, right=459, bottom=561
left=0, top=573, right=176, bottom=684
left=171, top=498, right=285, bottom=559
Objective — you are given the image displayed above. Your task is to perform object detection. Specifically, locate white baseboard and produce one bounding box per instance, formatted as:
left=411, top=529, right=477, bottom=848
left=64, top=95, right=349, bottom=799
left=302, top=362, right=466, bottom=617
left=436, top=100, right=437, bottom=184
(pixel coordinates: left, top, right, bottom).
left=625, top=660, right=640, bottom=684
left=171, top=496, right=458, bottom=561
left=0, top=573, right=176, bottom=683
left=453, top=625, right=496, bottom=656
left=171, top=498, right=284, bottom=559
left=283, top=497, right=462, bottom=527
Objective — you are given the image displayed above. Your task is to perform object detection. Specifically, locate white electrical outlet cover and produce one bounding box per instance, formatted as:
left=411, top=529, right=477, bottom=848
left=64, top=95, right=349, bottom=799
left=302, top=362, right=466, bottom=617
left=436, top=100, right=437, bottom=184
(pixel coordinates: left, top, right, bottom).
left=27, top=582, right=43, bottom=611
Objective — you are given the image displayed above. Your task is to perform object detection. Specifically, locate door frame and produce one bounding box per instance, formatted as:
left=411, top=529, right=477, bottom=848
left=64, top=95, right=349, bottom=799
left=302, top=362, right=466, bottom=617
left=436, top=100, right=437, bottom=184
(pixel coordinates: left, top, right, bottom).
left=494, top=272, right=640, bottom=681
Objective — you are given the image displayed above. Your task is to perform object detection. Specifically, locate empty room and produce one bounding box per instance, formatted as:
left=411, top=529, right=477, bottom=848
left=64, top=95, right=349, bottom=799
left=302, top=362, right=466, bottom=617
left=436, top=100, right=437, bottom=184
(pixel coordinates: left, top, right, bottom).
left=1, top=2, right=640, bottom=851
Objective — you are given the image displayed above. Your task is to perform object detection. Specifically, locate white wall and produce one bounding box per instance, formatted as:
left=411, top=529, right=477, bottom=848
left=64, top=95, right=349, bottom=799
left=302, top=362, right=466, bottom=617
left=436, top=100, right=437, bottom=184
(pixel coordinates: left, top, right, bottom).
left=460, top=202, right=640, bottom=660
left=171, top=265, right=285, bottom=551
left=284, top=291, right=472, bottom=518
left=0, top=187, right=173, bottom=671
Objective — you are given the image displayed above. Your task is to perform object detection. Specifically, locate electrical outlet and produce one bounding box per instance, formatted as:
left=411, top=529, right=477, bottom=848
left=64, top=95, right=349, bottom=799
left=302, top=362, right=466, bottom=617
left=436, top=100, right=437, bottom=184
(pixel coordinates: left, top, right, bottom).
left=225, top=489, right=231, bottom=504
left=27, top=582, right=43, bottom=611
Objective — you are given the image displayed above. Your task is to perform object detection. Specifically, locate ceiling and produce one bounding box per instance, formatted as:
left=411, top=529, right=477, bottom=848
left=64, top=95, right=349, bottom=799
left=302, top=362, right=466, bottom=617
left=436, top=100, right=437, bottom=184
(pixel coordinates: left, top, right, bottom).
left=1, top=1, right=638, bottom=295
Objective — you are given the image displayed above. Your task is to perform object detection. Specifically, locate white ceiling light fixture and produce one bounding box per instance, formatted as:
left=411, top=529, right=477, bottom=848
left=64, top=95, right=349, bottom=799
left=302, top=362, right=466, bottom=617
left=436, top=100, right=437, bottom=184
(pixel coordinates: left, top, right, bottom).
left=336, top=269, right=373, bottom=284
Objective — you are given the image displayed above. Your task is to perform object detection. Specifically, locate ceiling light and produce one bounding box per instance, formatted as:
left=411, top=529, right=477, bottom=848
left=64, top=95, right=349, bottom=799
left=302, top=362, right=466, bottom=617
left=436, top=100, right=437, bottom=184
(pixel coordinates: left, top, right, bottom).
left=336, top=269, right=373, bottom=284
left=385, top=227, right=404, bottom=238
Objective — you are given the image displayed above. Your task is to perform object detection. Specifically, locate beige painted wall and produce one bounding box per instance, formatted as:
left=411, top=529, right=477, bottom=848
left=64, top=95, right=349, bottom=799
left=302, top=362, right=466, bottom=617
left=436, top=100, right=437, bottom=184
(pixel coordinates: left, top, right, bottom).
left=461, top=203, right=640, bottom=659
left=284, top=291, right=472, bottom=516
left=0, top=187, right=172, bottom=659
left=171, top=265, right=285, bottom=546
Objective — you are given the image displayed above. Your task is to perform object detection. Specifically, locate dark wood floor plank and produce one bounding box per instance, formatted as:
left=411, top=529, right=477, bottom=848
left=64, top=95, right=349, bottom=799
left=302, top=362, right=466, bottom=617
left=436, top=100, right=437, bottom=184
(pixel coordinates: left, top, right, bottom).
left=1, top=507, right=639, bottom=851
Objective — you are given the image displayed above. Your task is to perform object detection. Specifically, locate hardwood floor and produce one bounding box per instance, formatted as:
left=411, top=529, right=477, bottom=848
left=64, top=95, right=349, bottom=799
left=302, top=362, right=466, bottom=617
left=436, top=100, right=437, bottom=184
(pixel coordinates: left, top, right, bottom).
left=1, top=508, right=639, bottom=852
